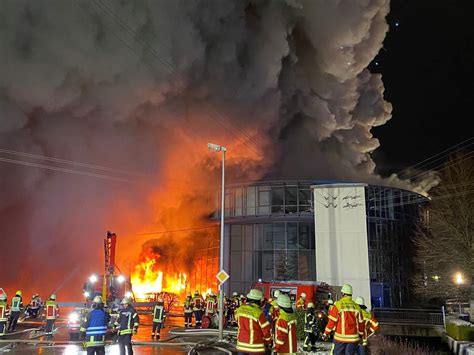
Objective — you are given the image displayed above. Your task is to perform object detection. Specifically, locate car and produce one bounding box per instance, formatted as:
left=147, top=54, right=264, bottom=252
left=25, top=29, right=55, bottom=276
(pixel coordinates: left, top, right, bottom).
left=67, top=308, right=84, bottom=341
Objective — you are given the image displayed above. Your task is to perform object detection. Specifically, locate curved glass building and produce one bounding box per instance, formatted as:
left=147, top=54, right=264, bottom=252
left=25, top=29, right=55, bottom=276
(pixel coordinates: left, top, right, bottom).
left=211, top=180, right=428, bottom=308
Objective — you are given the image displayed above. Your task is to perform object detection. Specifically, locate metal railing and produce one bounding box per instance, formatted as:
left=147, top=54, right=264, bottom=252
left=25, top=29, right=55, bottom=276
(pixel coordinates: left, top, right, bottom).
left=373, top=308, right=444, bottom=326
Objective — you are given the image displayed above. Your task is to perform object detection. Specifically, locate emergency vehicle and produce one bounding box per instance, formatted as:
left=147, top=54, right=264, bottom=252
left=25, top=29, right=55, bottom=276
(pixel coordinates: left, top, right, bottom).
left=254, top=280, right=332, bottom=308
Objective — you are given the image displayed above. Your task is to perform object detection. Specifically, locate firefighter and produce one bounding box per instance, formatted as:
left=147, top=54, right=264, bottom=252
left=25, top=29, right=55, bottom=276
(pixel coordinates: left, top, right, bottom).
left=8, top=290, right=23, bottom=332
left=354, top=296, right=379, bottom=355
left=274, top=293, right=298, bottom=354
left=235, top=289, right=272, bottom=353
left=270, top=290, right=280, bottom=321
left=192, top=290, right=203, bottom=328
left=303, top=302, right=317, bottom=352
left=152, top=298, right=166, bottom=341
left=183, top=293, right=193, bottom=328
left=115, top=297, right=139, bottom=355
left=296, top=292, right=307, bottom=310
left=205, top=290, right=217, bottom=317
left=322, top=284, right=364, bottom=355
left=239, top=293, right=247, bottom=305
left=44, top=294, right=59, bottom=337
left=0, top=294, right=7, bottom=337
left=26, top=294, right=39, bottom=318
left=327, top=299, right=334, bottom=312
left=80, top=296, right=110, bottom=355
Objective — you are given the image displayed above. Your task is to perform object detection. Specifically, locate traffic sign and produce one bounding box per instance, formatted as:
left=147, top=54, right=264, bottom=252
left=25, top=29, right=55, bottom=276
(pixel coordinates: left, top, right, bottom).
left=216, top=270, right=229, bottom=284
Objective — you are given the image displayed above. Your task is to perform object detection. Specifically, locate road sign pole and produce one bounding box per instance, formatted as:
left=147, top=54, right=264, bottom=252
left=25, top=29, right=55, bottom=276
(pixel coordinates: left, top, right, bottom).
left=218, top=149, right=225, bottom=340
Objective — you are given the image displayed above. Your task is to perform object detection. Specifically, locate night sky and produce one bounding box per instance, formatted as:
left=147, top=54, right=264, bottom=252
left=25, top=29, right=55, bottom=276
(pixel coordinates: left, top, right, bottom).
left=373, top=0, right=473, bottom=175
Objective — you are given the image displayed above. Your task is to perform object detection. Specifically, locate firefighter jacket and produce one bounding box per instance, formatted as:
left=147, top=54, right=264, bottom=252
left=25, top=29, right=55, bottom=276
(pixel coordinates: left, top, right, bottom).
left=205, top=295, right=217, bottom=315
left=11, top=296, right=23, bottom=312
left=184, top=298, right=193, bottom=314
left=232, top=296, right=241, bottom=309
left=44, top=300, right=59, bottom=320
left=360, top=308, right=379, bottom=344
left=80, top=308, right=110, bottom=347
left=304, top=310, right=316, bottom=332
left=153, top=304, right=166, bottom=323
left=236, top=303, right=271, bottom=353
left=296, top=297, right=305, bottom=310
left=115, top=306, right=139, bottom=335
left=192, top=294, right=203, bottom=311
left=323, top=295, right=364, bottom=343
left=0, top=301, right=7, bottom=322
left=29, top=298, right=39, bottom=310
left=270, top=299, right=280, bottom=320
left=274, top=309, right=298, bottom=354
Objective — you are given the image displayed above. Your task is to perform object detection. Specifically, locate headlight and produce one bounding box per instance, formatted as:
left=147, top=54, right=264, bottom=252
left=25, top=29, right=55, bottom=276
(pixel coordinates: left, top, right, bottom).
left=117, top=275, right=125, bottom=283
left=69, top=312, right=79, bottom=323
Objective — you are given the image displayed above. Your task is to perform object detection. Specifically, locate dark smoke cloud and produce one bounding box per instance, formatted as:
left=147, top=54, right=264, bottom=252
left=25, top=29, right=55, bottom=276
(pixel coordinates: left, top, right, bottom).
left=1, top=0, right=428, bottom=298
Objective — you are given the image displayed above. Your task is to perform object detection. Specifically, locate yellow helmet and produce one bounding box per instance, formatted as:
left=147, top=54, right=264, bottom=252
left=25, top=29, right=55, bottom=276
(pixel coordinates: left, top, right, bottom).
left=16, top=290, right=22, bottom=296
left=341, top=284, right=353, bottom=295
left=276, top=294, right=291, bottom=309
left=355, top=296, right=365, bottom=306
left=246, top=289, right=263, bottom=301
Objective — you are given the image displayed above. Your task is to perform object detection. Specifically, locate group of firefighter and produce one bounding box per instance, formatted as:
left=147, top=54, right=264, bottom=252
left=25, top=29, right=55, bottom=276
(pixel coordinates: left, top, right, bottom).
left=182, top=284, right=379, bottom=354
left=0, top=291, right=58, bottom=337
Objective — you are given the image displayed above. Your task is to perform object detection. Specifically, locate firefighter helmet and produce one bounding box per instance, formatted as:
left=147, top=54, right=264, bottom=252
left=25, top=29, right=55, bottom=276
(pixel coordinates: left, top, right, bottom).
left=354, top=296, right=365, bottom=306
left=341, top=284, right=353, bottom=295
left=158, top=298, right=164, bottom=303
left=93, top=296, right=103, bottom=304
left=246, top=289, right=263, bottom=301
left=307, top=302, right=315, bottom=308
left=0, top=294, right=6, bottom=301
left=194, top=290, right=199, bottom=295
left=232, top=291, right=238, bottom=297
left=121, top=297, right=131, bottom=305
left=328, top=299, right=334, bottom=305
left=50, top=294, right=56, bottom=300
left=187, top=293, right=192, bottom=297
left=16, top=290, right=22, bottom=296
left=274, top=290, right=280, bottom=298
left=276, top=294, right=291, bottom=309
left=300, top=292, right=307, bottom=299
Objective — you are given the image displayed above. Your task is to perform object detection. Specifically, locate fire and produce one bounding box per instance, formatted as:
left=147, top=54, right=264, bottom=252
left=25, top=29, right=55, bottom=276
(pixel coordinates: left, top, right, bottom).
left=131, top=256, right=187, bottom=300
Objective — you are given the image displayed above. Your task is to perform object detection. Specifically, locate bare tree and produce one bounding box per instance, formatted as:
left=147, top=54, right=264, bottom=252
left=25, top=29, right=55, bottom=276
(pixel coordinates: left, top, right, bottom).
left=413, top=152, right=473, bottom=304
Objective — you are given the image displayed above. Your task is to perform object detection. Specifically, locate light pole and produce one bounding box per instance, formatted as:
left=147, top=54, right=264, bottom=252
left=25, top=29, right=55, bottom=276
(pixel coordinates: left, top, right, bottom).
left=454, top=272, right=464, bottom=314
left=207, top=142, right=226, bottom=340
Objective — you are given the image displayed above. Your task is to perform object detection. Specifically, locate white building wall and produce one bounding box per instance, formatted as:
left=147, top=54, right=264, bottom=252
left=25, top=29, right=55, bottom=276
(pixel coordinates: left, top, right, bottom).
left=313, top=183, right=371, bottom=308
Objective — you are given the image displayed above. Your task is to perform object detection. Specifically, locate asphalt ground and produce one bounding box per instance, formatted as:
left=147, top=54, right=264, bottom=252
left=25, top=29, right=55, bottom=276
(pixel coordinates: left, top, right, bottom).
left=0, top=310, right=332, bottom=354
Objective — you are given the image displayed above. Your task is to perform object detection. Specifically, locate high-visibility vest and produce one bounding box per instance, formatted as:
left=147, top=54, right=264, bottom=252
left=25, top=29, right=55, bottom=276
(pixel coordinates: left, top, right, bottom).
left=274, top=309, right=298, bottom=354
left=205, top=297, right=217, bottom=315
left=11, top=296, right=22, bottom=312
left=360, top=308, right=379, bottom=344
left=153, top=304, right=165, bottom=323
left=323, top=296, right=364, bottom=343
left=184, top=298, right=193, bottom=313
left=192, top=295, right=203, bottom=311
left=235, top=303, right=272, bottom=353
left=45, top=301, right=59, bottom=320
left=0, top=301, right=7, bottom=322
left=296, top=297, right=306, bottom=310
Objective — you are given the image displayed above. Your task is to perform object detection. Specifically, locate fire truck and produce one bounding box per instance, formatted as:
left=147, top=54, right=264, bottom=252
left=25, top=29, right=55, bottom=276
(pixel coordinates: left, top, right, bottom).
left=254, top=280, right=332, bottom=309
left=82, top=231, right=133, bottom=304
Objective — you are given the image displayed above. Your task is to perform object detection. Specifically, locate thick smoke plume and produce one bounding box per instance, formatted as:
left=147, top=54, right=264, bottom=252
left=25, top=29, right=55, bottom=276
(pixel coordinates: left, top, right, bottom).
left=0, top=0, right=407, bottom=298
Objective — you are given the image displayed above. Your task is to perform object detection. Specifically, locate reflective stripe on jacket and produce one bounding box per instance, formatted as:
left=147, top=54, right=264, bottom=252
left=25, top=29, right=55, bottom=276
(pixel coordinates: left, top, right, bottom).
left=116, top=307, right=139, bottom=335
left=304, top=311, right=315, bottom=332
left=0, top=302, right=7, bottom=321
left=153, top=304, right=166, bottom=323
left=184, top=298, right=193, bottom=313
left=323, top=295, right=364, bottom=343
left=11, top=296, right=22, bottom=312
left=192, top=295, right=203, bottom=311
left=274, top=309, right=298, bottom=354
left=236, top=303, right=271, bottom=353
left=360, top=308, right=379, bottom=343
left=44, top=301, right=59, bottom=320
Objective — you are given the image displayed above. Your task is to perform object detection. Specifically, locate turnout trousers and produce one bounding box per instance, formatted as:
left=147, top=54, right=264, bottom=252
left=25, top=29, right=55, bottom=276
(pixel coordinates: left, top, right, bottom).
left=193, top=310, right=203, bottom=327
left=118, top=333, right=134, bottom=355
left=8, top=311, right=20, bottom=332
left=331, top=341, right=357, bottom=355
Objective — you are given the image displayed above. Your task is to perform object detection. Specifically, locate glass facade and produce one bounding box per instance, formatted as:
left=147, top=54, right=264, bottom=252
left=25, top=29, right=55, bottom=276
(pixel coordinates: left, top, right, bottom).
left=213, top=181, right=427, bottom=308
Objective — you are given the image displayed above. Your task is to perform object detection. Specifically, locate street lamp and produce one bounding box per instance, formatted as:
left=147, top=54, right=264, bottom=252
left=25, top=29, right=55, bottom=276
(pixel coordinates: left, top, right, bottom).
left=207, top=142, right=227, bottom=340
left=454, top=272, right=464, bottom=285
left=89, top=274, right=98, bottom=283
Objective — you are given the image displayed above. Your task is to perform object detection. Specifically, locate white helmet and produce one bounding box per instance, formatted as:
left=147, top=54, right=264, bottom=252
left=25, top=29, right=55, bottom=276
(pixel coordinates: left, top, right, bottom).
left=246, top=289, right=263, bottom=301
left=354, top=296, right=365, bottom=306
left=328, top=299, right=334, bottom=305
left=276, top=294, right=291, bottom=309
left=307, top=302, right=315, bottom=308
left=93, top=296, right=103, bottom=304
left=0, top=294, right=7, bottom=301
left=300, top=292, right=306, bottom=299
left=50, top=294, right=56, bottom=300
left=232, top=291, right=238, bottom=297
left=273, top=290, right=280, bottom=298
left=341, top=284, right=353, bottom=295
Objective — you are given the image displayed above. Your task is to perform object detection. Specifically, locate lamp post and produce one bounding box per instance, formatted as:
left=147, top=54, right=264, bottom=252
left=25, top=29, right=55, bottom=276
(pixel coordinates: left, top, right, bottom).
left=207, top=142, right=226, bottom=340
left=454, top=272, right=464, bottom=314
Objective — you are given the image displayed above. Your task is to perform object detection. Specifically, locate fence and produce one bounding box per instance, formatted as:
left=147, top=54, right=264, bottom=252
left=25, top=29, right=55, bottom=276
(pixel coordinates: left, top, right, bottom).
left=373, top=308, right=444, bottom=326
